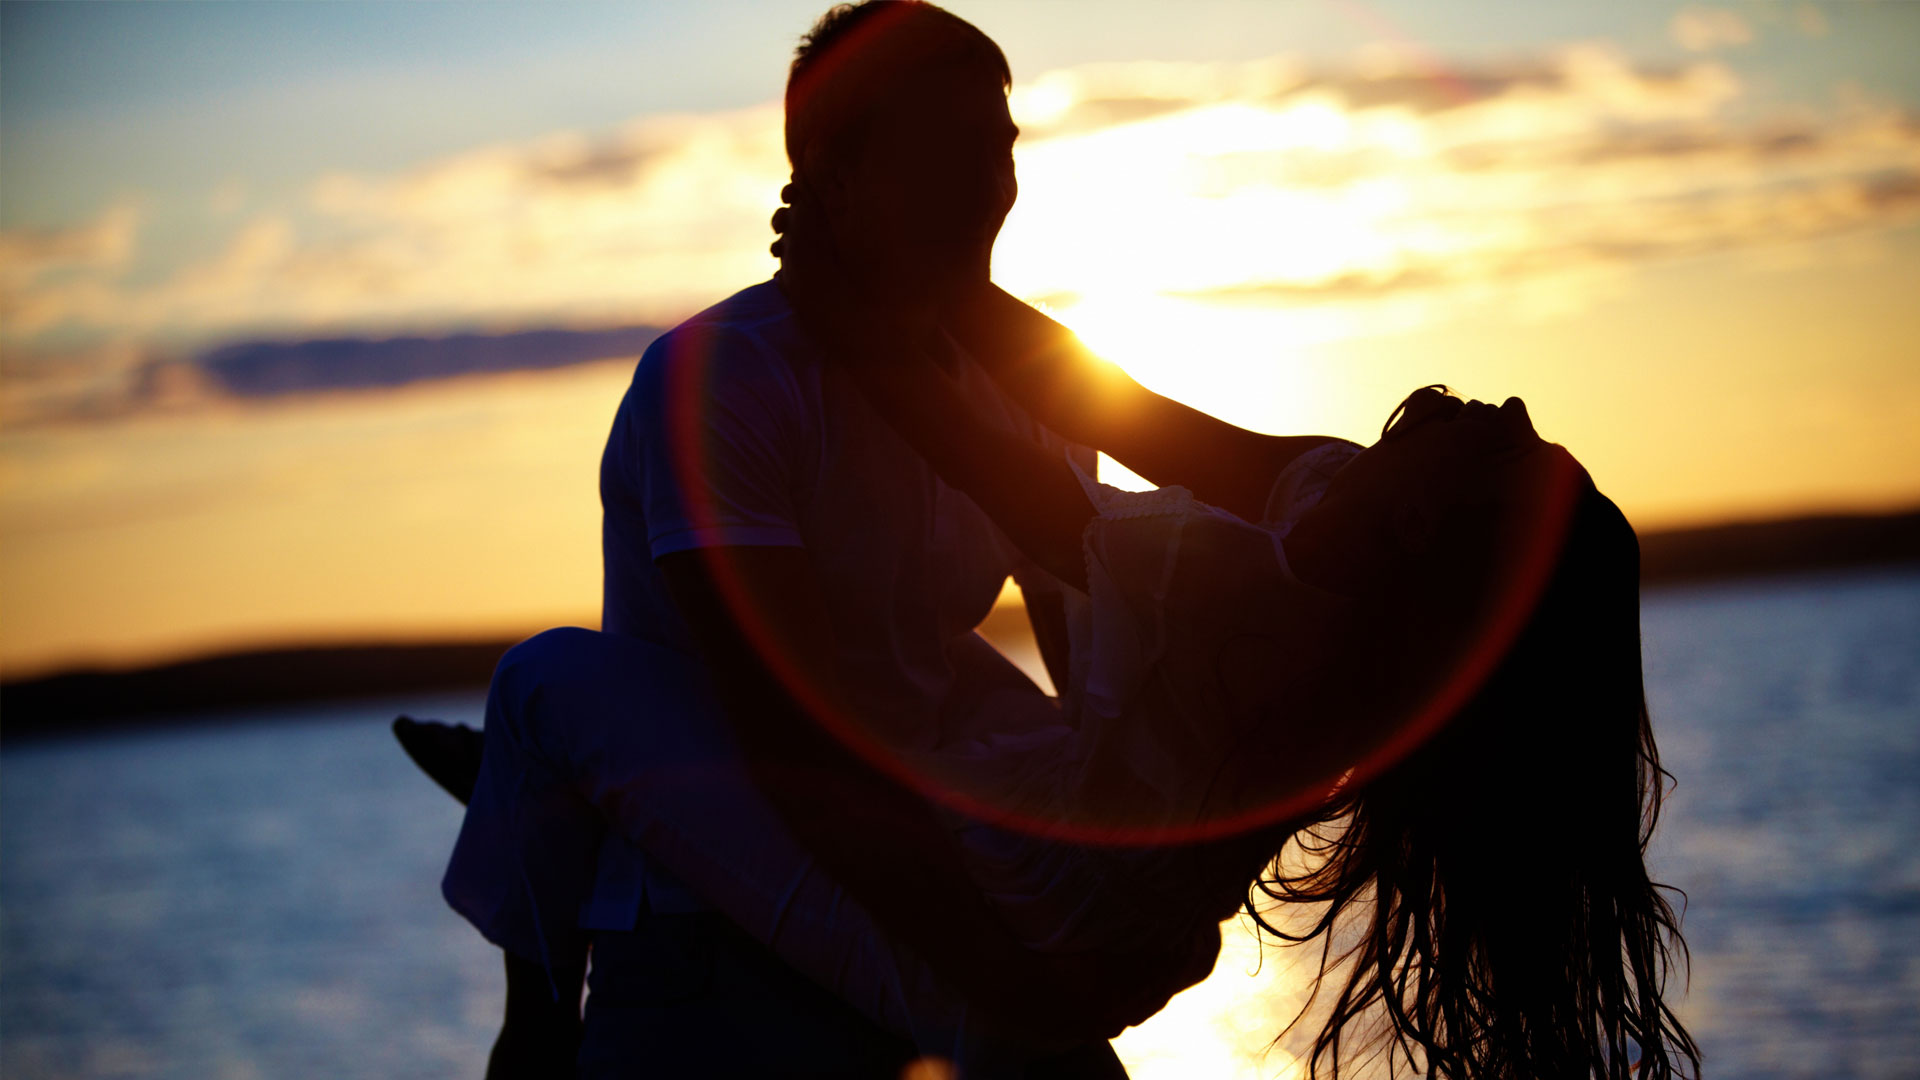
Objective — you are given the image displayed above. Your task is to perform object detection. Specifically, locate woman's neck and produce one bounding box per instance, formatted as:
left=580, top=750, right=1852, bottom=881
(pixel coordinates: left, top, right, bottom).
left=1284, top=503, right=1396, bottom=600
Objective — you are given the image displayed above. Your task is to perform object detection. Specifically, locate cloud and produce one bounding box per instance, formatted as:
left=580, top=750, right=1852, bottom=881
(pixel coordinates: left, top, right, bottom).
left=4, top=44, right=1920, bottom=425
left=992, top=45, right=1920, bottom=303
left=0, top=203, right=139, bottom=280
left=0, top=340, right=159, bottom=428
left=1008, top=46, right=1741, bottom=139
left=196, top=325, right=665, bottom=398
left=287, top=107, right=787, bottom=330
left=0, top=105, right=787, bottom=359
left=1794, top=3, right=1831, bottom=39
left=0, top=204, right=141, bottom=336
left=1671, top=6, right=1757, bottom=52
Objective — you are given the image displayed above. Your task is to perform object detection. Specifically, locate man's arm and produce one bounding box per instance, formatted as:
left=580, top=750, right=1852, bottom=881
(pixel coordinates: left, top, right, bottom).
left=948, top=285, right=1336, bottom=523
left=621, top=317, right=1164, bottom=1036
left=655, top=545, right=1162, bottom=1041
left=1007, top=437, right=1094, bottom=697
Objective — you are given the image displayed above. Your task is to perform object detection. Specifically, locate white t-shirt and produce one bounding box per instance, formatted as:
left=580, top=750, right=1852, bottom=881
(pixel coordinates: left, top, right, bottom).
left=588, top=279, right=1083, bottom=921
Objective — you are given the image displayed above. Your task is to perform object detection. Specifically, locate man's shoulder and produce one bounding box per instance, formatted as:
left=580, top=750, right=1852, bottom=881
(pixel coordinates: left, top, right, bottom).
left=944, top=341, right=1083, bottom=457
left=639, top=281, right=810, bottom=379
left=620, top=281, right=817, bottom=428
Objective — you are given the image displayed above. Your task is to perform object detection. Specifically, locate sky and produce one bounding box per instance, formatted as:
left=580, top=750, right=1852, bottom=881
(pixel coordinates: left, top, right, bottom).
left=3, top=0, right=1920, bottom=682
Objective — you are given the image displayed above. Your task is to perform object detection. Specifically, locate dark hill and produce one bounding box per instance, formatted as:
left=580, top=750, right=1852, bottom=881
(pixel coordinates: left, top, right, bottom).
left=5, top=508, right=1917, bottom=734
left=1, top=639, right=524, bottom=738
left=1638, top=508, right=1920, bottom=585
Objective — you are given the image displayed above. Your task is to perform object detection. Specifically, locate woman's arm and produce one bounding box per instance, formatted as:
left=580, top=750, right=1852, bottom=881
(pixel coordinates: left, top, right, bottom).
left=944, top=284, right=1336, bottom=523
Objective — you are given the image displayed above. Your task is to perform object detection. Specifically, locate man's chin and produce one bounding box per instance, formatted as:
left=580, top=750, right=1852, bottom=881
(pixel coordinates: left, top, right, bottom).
left=854, top=241, right=994, bottom=309
left=927, top=253, right=995, bottom=304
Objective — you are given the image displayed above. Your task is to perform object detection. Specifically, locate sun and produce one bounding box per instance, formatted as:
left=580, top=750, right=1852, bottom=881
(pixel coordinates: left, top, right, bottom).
left=986, top=92, right=1391, bottom=473
left=1018, top=291, right=1338, bottom=489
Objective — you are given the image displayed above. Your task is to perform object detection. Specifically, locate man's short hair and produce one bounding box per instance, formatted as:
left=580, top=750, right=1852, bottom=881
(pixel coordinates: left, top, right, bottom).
left=785, top=1, right=1011, bottom=168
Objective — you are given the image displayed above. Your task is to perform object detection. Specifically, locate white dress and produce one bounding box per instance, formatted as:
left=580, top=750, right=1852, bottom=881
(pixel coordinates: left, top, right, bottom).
left=928, top=440, right=1362, bottom=956
left=442, top=439, right=1361, bottom=1073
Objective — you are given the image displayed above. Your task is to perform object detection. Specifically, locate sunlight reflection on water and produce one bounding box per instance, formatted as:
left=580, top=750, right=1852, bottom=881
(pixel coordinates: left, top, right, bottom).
left=3, top=570, right=1916, bottom=1079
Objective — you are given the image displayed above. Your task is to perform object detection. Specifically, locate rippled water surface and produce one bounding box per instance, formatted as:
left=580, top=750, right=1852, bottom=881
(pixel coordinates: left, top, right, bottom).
left=4, top=571, right=1917, bottom=1078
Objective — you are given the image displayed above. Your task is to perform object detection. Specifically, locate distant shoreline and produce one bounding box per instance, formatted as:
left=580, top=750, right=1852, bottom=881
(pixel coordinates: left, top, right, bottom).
left=5, top=508, right=1917, bottom=736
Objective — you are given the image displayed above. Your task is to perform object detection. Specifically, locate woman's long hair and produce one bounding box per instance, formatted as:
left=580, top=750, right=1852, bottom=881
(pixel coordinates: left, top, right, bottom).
left=1249, top=480, right=1702, bottom=1078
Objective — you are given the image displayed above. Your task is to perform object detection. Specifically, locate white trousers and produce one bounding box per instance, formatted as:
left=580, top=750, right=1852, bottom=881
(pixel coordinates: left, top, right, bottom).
left=440, top=626, right=1080, bottom=1073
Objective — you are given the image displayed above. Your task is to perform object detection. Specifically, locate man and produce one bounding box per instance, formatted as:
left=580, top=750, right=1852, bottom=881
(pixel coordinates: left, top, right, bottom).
left=415, top=3, right=1127, bottom=1075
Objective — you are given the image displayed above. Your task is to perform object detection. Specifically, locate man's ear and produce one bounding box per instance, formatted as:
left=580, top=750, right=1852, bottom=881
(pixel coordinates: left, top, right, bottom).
left=797, top=145, right=852, bottom=219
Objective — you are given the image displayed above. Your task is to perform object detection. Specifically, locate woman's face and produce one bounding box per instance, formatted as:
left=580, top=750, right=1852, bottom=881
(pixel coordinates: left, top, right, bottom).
left=1313, top=388, right=1564, bottom=561
left=1370, top=389, right=1544, bottom=489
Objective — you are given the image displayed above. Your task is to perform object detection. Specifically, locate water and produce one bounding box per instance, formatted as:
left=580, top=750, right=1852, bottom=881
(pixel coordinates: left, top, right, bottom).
left=1634, top=571, right=1920, bottom=1078
left=4, top=571, right=1917, bottom=1079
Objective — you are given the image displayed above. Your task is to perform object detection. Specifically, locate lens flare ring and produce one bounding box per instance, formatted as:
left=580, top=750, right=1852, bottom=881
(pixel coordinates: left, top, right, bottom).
left=666, top=327, right=1587, bottom=847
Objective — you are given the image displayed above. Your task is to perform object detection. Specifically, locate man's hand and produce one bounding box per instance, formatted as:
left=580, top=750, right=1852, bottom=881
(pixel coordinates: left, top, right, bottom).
left=768, top=188, right=792, bottom=261
left=774, top=177, right=945, bottom=372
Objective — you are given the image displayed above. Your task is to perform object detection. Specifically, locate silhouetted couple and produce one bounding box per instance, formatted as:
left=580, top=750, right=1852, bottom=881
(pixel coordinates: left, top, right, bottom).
left=395, top=3, right=1700, bottom=1077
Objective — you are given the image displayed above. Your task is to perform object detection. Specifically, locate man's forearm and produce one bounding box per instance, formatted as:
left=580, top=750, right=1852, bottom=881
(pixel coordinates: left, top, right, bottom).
left=950, top=285, right=1336, bottom=521
left=944, top=285, right=1146, bottom=449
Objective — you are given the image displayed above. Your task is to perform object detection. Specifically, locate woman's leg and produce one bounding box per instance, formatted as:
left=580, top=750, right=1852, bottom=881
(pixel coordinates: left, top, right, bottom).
left=433, top=636, right=603, bottom=1077
left=441, top=627, right=1023, bottom=1068
left=404, top=683, right=913, bottom=1078
left=487, top=951, right=584, bottom=1080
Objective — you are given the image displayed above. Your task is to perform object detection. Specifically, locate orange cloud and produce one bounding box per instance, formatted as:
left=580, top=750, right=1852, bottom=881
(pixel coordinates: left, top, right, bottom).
left=1670, top=6, right=1757, bottom=52
left=0, top=203, right=141, bottom=338
left=3, top=46, right=1918, bottom=422
left=0, top=106, right=787, bottom=358
left=994, top=45, right=1919, bottom=304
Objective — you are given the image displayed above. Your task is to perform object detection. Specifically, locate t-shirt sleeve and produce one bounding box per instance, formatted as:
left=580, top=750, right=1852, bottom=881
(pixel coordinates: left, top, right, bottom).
left=625, top=322, right=808, bottom=559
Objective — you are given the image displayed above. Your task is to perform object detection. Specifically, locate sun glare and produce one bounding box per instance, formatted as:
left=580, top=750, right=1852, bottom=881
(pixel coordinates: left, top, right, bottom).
left=993, top=89, right=1425, bottom=304
left=1113, top=915, right=1314, bottom=1080
left=1048, top=293, right=1332, bottom=422
left=990, top=88, right=1407, bottom=461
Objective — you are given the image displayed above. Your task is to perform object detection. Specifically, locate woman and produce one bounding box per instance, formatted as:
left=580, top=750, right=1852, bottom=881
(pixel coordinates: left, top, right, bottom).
left=405, top=191, right=1700, bottom=1078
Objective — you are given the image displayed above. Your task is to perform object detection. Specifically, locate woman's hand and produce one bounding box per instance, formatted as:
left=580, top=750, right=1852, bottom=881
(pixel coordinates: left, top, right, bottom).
left=772, top=179, right=937, bottom=372
left=771, top=179, right=1098, bottom=589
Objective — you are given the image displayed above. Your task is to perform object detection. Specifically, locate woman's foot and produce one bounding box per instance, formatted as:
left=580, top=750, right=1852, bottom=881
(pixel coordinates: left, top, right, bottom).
left=391, top=715, right=485, bottom=804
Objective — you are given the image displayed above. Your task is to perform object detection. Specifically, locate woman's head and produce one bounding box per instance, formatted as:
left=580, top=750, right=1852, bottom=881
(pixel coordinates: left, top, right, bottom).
left=1254, top=387, right=1700, bottom=1077
left=1287, top=386, right=1574, bottom=604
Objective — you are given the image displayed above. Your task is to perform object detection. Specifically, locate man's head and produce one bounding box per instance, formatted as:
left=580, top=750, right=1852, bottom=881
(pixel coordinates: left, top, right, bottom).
left=785, top=2, right=1018, bottom=303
